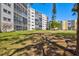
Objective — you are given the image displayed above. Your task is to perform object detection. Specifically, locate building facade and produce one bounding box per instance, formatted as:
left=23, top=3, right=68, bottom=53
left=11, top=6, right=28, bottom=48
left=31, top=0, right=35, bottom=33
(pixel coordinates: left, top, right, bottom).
left=27, top=8, right=48, bottom=30
left=62, top=20, right=77, bottom=30
left=35, top=11, right=42, bottom=30
left=14, top=3, right=27, bottom=31
left=0, top=3, right=14, bottom=32
left=42, top=14, right=48, bottom=30
left=0, top=3, right=48, bottom=32
left=62, top=20, right=68, bottom=30
left=27, top=8, right=35, bottom=30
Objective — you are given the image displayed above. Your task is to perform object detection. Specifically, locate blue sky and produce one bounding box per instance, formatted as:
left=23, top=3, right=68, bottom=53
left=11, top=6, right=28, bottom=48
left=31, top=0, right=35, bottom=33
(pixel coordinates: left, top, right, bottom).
left=31, top=3, right=77, bottom=21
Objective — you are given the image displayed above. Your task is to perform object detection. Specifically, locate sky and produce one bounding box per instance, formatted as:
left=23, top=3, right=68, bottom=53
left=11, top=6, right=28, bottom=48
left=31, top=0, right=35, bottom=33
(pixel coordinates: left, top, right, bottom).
left=31, top=3, right=77, bottom=21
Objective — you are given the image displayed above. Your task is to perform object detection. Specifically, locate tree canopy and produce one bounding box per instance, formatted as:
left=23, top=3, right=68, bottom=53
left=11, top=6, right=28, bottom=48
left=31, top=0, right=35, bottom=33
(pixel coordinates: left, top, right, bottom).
left=49, top=20, right=61, bottom=30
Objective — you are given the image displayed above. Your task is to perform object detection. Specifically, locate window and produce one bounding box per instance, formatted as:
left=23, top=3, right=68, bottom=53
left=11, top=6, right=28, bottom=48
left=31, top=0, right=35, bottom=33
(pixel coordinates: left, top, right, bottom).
left=32, top=19, right=34, bottom=20
left=3, top=17, right=7, bottom=21
left=8, top=4, right=11, bottom=7
left=3, top=9, right=7, bottom=13
left=8, top=11, right=11, bottom=14
left=4, top=3, right=11, bottom=7
left=3, top=9, right=11, bottom=15
left=39, top=25, right=42, bottom=27
left=32, top=15, right=34, bottom=17
left=32, top=22, right=34, bottom=23
left=32, top=25, right=34, bottom=26
left=3, top=17, right=11, bottom=22
left=32, top=12, right=34, bottom=14
left=8, top=18, right=11, bottom=22
left=32, top=28, right=34, bottom=29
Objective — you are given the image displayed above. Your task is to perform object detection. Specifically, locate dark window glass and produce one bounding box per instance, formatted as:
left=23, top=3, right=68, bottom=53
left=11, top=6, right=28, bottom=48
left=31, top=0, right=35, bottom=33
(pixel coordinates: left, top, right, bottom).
left=3, top=9, right=7, bottom=13
left=32, top=15, right=34, bottom=17
left=3, top=17, right=7, bottom=21
left=8, top=11, right=11, bottom=14
left=8, top=18, right=11, bottom=22
left=8, top=4, right=11, bottom=7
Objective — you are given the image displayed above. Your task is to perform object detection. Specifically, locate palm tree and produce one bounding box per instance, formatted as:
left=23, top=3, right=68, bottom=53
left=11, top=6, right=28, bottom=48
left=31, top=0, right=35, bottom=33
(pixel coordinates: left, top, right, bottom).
left=52, top=3, right=56, bottom=20
left=72, top=3, right=79, bottom=55
left=50, top=3, right=56, bottom=30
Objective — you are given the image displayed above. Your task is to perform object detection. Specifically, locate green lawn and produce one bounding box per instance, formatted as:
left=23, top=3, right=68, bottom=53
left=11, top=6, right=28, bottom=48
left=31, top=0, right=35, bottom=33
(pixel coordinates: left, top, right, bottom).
left=0, top=30, right=76, bottom=38
left=0, top=30, right=76, bottom=41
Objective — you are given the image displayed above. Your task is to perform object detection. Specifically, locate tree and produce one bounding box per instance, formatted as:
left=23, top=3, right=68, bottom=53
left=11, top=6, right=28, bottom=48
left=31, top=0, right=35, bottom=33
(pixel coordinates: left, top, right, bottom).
left=52, top=3, right=56, bottom=20
left=50, top=20, right=61, bottom=30
left=72, top=3, right=79, bottom=55
left=49, top=3, right=56, bottom=30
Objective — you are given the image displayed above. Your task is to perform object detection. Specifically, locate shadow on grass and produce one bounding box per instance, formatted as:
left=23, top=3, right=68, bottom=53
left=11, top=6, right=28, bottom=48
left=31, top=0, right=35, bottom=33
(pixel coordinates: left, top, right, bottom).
left=0, top=48, right=13, bottom=56
left=1, top=33, right=76, bottom=56
left=11, top=34, right=33, bottom=45
left=9, top=36, right=76, bottom=56
left=11, top=33, right=44, bottom=45
left=9, top=41, right=45, bottom=56
left=43, top=37, right=76, bottom=55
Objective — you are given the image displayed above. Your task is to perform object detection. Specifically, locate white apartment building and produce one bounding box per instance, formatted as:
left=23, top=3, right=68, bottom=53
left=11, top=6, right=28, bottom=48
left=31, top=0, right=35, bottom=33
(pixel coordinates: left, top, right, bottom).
left=27, top=8, right=48, bottom=30
left=14, top=3, right=27, bottom=31
left=0, top=3, right=14, bottom=32
left=62, top=20, right=68, bottom=30
left=62, top=20, right=77, bottom=30
left=42, top=14, right=48, bottom=30
left=27, top=8, right=35, bottom=30
left=35, top=11, right=42, bottom=30
left=0, top=3, right=48, bottom=32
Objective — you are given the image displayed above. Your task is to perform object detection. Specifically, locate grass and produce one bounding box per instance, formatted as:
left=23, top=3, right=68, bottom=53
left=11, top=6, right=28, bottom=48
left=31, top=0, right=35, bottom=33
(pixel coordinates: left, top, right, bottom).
left=0, top=30, right=76, bottom=41
left=0, top=30, right=76, bottom=55
left=0, top=30, right=76, bottom=36
left=0, top=30, right=76, bottom=40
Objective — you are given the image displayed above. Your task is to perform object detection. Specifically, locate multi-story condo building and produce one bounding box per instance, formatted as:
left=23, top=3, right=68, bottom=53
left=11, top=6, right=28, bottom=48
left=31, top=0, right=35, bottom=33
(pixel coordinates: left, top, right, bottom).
left=27, top=8, right=35, bottom=30
left=62, top=20, right=77, bottom=30
left=0, top=3, right=14, bottom=32
left=0, top=3, right=48, bottom=32
left=35, top=11, right=42, bottom=30
left=27, top=8, right=48, bottom=30
left=62, top=20, right=68, bottom=30
left=14, top=3, right=27, bottom=31
left=42, top=14, right=48, bottom=30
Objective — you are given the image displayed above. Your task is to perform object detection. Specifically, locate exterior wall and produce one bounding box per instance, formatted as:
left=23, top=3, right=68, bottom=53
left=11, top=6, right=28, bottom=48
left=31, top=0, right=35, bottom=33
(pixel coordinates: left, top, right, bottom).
left=27, top=8, right=35, bottom=30
left=67, top=20, right=77, bottom=30
left=0, top=3, right=14, bottom=32
left=42, top=14, right=48, bottom=30
left=0, top=4, right=1, bottom=32
left=27, top=8, right=48, bottom=30
left=46, top=19, right=49, bottom=30
left=62, top=20, right=77, bottom=30
left=35, top=11, right=42, bottom=30
left=62, top=20, right=68, bottom=30
left=0, top=3, right=48, bottom=32
left=27, top=7, right=30, bottom=30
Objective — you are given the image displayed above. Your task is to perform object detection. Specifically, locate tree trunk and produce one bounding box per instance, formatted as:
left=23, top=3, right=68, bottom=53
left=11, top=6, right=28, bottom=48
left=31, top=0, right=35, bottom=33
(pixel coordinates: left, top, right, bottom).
left=76, top=4, right=79, bottom=55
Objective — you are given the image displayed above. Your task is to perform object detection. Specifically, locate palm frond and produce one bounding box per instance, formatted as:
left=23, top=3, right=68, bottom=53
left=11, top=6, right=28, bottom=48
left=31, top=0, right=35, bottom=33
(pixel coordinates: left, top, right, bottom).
left=52, top=3, right=56, bottom=14
left=52, top=3, right=56, bottom=20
